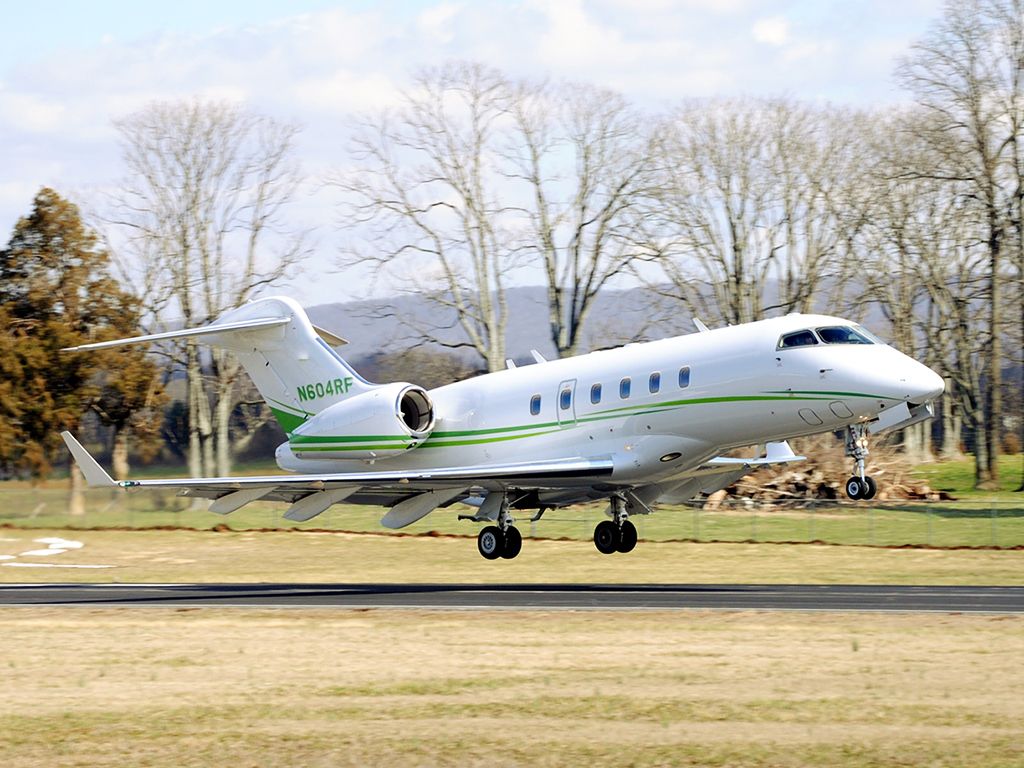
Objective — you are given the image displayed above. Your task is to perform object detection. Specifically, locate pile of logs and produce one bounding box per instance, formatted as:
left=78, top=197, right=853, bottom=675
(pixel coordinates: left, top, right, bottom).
left=704, top=435, right=956, bottom=505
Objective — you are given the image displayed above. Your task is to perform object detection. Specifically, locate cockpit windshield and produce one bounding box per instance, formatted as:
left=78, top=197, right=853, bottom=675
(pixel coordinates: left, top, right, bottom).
left=816, top=326, right=876, bottom=345
left=778, top=330, right=819, bottom=349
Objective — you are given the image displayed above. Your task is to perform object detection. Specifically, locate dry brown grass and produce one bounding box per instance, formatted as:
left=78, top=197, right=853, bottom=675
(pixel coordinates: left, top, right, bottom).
left=1, top=528, right=1023, bottom=585
left=1, top=608, right=1022, bottom=767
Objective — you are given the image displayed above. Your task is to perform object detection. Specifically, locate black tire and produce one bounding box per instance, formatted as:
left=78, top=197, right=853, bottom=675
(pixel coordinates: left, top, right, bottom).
left=501, top=526, right=523, bottom=559
left=862, top=476, right=877, bottom=500
left=617, top=520, right=638, bottom=553
left=478, top=526, right=504, bottom=560
left=845, top=476, right=864, bottom=500
left=594, top=520, right=620, bottom=554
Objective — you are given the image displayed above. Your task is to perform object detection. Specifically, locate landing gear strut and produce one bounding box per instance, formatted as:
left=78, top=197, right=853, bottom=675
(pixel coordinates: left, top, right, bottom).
left=594, top=494, right=638, bottom=555
left=477, top=495, right=522, bottom=560
left=844, top=424, right=877, bottom=501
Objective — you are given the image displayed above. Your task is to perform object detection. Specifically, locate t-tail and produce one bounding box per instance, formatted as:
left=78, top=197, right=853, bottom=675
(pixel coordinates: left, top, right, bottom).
left=63, top=296, right=375, bottom=435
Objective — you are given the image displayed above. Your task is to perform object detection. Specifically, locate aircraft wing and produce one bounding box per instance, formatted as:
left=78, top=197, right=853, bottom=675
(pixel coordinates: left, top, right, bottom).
left=61, top=432, right=614, bottom=523
left=677, top=440, right=805, bottom=479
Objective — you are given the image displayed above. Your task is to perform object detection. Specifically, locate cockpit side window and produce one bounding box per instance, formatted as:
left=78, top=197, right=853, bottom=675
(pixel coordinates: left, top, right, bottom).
left=778, top=330, right=819, bottom=349
left=817, top=326, right=875, bottom=345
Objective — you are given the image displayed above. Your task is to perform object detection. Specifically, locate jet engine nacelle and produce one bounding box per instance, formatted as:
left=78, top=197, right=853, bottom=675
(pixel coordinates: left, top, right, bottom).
left=287, top=382, right=435, bottom=460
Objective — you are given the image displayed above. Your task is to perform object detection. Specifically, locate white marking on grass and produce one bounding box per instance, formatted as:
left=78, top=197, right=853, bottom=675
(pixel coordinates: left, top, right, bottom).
left=3, top=536, right=109, bottom=566
left=19, top=548, right=67, bottom=556
left=34, top=537, right=84, bottom=549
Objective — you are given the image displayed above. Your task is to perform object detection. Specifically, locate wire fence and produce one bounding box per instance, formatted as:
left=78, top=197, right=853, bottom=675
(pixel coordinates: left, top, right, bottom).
left=1, top=486, right=1023, bottom=548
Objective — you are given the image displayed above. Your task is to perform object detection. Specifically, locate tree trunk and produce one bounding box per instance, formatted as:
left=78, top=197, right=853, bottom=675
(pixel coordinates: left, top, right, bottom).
left=69, top=463, right=85, bottom=517
left=215, top=367, right=234, bottom=477
left=940, top=389, right=963, bottom=459
left=111, top=427, right=130, bottom=480
left=982, top=237, right=1002, bottom=487
left=974, top=404, right=991, bottom=489
left=187, top=342, right=204, bottom=477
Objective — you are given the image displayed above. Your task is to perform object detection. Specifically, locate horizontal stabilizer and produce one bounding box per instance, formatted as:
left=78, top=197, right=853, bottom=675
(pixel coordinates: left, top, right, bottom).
left=61, top=316, right=290, bottom=352
left=312, top=325, right=348, bottom=347
left=60, top=432, right=117, bottom=487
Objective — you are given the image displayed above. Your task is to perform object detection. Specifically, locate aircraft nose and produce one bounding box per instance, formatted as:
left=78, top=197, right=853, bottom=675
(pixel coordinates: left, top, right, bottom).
left=907, top=364, right=944, bottom=403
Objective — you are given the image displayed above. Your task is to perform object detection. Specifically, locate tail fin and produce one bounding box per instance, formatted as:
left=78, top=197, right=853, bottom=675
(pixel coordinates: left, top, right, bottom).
left=64, top=296, right=373, bottom=434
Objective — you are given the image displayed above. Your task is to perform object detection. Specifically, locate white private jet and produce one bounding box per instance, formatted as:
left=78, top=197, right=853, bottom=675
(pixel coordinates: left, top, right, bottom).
left=61, top=296, right=944, bottom=560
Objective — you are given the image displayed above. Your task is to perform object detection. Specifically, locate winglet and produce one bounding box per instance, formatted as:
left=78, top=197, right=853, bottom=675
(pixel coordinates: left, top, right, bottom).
left=60, top=432, right=117, bottom=488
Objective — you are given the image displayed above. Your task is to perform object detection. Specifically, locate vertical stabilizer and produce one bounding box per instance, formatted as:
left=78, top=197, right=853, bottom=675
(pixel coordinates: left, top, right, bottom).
left=202, top=297, right=373, bottom=433
left=63, top=296, right=375, bottom=435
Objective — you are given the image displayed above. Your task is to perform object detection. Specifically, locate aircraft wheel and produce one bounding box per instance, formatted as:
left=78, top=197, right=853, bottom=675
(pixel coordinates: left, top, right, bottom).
left=845, top=476, right=864, bottom=500
left=594, top=520, right=620, bottom=554
left=617, top=520, right=638, bottom=553
left=478, top=525, right=504, bottom=560
left=862, top=476, right=877, bottom=500
left=500, top=526, right=523, bottom=559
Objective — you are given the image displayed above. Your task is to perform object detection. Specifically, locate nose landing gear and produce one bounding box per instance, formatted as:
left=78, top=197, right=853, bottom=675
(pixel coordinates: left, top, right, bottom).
left=594, top=494, right=638, bottom=554
left=844, top=424, right=877, bottom=500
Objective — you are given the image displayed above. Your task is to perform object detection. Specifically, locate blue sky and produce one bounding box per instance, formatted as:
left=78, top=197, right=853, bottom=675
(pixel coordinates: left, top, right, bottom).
left=0, top=0, right=945, bottom=304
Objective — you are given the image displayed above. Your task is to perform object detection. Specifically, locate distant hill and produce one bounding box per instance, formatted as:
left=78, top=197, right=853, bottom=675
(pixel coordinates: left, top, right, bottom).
left=306, top=285, right=695, bottom=368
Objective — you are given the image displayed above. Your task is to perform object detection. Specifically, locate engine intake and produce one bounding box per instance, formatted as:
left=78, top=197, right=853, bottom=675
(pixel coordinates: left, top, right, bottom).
left=288, top=382, right=435, bottom=460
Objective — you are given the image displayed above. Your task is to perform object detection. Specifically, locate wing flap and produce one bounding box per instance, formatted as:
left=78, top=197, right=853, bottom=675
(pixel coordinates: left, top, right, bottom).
left=381, top=488, right=468, bottom=529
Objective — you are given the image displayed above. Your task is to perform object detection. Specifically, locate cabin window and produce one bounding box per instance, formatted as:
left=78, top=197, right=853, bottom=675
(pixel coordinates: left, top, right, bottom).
left=559, top=387, right=572, bottom=411
left=530, top=394, right=541, bottom=416
left=678, top=366, right=690, bottom=388
left=649, top=372, right=661, bottom=394
left=778, top=330, right=819, bottom=349
left=619, top=377, right=631, bottom=399
left=590, top=383, right=602, bottom=404
left=816, top=326, right=876, bottom=345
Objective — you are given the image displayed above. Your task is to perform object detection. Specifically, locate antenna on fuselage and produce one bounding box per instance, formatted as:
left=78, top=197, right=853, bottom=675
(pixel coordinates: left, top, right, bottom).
left=693, top=318, right=711, bottom=333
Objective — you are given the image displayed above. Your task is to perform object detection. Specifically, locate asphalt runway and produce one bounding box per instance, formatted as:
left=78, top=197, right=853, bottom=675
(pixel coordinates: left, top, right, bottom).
left=1, top=583, right=1023, bottom=612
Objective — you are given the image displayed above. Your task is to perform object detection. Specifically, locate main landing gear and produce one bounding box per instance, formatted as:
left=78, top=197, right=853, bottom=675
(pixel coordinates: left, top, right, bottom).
left=594, top=494, right=638, bottom=555
left=844, top=424, right=877, bottom=501
left=476, top=496, right=523, bottom=560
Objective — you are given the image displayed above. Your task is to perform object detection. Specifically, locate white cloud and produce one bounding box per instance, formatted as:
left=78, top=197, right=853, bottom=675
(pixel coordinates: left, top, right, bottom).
left=0, top=0, right=952, bottom=303
left=418, top=2, right=463, bottom=44
left=294, top=70, right=401, bottom=114
left=0, top=90, right=66, bottom=133
left=752, top=16, right=790, bottom=46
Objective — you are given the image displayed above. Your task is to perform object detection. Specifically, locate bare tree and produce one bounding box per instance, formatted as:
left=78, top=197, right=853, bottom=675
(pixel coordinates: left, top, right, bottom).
left=857, top=111, right=988, bottom=464
left=109, top=99, right=309, bottom=476
left=338, top=63, right=515, bottom=372
left=651, top=98, right=855, bottom=326
left=505, top=81, right=657, bottom=357
left=896, top=0, right=1020, bottom=486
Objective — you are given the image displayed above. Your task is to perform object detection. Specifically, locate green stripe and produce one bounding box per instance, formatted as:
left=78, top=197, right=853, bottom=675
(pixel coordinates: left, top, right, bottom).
left=292, top=443, right=416, bottom=453
left=431, top=420, right=560, bottom=438
left=420, top=429, right=560, bottom=448
left=290, top=434, right=410, bottom=445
